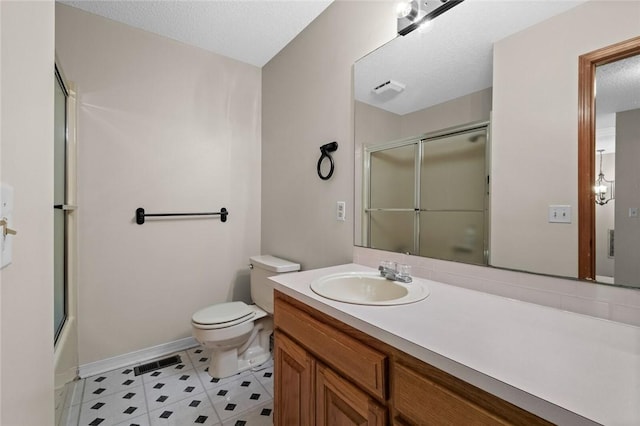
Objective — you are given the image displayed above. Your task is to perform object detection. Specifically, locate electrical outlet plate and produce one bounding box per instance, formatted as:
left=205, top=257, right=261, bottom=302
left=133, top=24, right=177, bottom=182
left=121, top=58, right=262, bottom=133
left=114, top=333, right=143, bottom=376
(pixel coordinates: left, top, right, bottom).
left=548, top=205, right=571, bottom=223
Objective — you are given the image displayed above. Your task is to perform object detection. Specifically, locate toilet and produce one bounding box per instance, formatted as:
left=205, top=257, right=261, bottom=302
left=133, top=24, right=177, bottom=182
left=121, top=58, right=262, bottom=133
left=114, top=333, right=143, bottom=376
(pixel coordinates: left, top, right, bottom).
left=191, top=255, right=300, bottom=378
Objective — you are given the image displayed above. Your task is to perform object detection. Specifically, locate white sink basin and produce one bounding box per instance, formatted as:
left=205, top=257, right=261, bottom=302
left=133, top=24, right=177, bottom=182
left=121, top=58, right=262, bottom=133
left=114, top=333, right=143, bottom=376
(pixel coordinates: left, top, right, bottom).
left=310, top=272, right=429, bottom=305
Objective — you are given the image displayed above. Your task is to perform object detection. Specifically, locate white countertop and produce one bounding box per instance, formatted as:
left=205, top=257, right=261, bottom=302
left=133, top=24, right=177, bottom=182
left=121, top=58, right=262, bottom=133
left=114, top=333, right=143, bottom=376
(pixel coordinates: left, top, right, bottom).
left=270, top=263, right=640, bottom=426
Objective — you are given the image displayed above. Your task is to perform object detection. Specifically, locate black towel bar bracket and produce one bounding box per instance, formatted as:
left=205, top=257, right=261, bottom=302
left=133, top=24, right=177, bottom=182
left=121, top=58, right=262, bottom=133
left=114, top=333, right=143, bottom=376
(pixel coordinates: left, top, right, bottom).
left=135, top=207, right=228, bottom=225
left=317, top=141, right=338, bottom=180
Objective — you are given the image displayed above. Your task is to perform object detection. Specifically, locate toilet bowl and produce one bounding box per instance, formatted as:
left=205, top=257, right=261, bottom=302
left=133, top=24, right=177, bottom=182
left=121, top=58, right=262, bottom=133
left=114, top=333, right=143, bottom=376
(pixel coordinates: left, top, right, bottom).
left=191, top=255, right=299, bottom=378
left=192, top=302, right=272, bottom=378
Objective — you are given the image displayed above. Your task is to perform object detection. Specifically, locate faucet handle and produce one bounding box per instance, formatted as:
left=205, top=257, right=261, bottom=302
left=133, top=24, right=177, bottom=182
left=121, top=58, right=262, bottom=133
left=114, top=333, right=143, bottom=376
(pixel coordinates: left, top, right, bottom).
left=396, top=263, right=412, bottom=281
left=379, top=260, right=396, bottom=271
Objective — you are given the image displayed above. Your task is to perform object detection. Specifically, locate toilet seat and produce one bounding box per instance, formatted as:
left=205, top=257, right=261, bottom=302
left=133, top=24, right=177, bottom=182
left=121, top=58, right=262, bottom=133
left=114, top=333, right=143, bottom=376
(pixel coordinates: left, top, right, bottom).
left=192, top=302, right=256, bottom=330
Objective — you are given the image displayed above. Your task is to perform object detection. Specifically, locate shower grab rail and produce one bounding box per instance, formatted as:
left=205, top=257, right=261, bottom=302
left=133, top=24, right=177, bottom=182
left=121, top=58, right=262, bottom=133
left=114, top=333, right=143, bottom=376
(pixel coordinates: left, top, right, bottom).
left=135, top=207, right=228, bottom=225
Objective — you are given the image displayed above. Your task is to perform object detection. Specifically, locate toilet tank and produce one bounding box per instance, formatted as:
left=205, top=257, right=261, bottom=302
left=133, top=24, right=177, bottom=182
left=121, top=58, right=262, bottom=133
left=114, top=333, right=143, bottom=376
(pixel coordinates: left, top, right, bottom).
left=250, top=255, right=300, bottom=314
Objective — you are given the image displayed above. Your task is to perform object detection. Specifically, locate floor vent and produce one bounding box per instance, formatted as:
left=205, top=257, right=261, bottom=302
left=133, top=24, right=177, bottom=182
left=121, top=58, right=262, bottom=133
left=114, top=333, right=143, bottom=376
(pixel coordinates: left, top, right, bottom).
left=133, top=355, right=181, bottom=376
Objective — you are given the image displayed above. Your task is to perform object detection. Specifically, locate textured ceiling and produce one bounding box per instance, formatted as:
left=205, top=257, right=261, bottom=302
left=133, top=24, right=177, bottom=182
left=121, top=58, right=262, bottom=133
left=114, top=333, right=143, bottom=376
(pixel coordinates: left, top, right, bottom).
left=59, top=0, right=333, bottom=67
left=595, top=54, right=640, bottom=152
left=596, top=55, right=640, bottom=127
left=355, top=1, right=589, bottom=116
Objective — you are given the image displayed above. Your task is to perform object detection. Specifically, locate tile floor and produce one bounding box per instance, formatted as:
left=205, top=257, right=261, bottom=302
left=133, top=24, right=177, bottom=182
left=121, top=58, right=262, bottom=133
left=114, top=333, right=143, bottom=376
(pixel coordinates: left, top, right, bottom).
left=56, top=346, right=274, bottom=426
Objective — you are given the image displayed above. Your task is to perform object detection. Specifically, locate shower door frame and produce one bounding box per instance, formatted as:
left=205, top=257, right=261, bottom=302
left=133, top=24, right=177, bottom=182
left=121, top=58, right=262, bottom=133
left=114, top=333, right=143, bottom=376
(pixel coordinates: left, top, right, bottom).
left=54, top=59, right=79, bottom=388
left=362, top=121, right=490, bottom=264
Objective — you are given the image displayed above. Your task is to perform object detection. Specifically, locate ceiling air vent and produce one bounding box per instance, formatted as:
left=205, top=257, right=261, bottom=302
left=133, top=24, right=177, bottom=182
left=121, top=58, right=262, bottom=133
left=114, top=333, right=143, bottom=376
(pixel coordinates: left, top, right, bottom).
left=372, top=80, right=406, bottom=95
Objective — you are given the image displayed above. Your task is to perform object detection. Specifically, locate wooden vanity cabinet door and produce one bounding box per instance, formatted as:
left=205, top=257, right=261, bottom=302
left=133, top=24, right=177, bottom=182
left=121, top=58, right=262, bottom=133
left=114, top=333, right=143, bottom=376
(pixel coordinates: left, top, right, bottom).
left=394, top=362, right=504, bottom=425
left=316, top=363, right=386, bottom=426
left=274, top=330, right=314, bottom=426
left=393, top=362, right=552, bottom=426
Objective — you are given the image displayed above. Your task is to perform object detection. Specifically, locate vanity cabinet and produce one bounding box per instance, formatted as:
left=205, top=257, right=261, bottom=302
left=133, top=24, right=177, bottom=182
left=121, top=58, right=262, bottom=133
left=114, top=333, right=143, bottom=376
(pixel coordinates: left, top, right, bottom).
left=274, top=292, right=387, bottom=425
left=274, top=291, right=552, bottom=426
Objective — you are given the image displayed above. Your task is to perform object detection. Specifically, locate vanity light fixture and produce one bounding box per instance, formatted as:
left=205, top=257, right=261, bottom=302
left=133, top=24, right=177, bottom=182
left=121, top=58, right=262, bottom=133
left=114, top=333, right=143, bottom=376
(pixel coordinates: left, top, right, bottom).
left=594, top=149, right=614, bottom=206
left=397, top=0, right=464, bottom=36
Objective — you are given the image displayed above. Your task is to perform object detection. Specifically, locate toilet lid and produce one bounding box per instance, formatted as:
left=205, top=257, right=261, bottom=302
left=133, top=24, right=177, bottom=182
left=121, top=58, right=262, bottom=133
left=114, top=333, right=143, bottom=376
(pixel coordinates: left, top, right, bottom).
left=192, top=301, right=254, bottom=326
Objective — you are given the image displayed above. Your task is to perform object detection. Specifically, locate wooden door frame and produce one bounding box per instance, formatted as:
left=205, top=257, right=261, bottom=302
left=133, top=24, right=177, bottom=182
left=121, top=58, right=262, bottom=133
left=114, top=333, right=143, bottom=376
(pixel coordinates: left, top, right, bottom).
left=578, top=36, right=640, bottom=280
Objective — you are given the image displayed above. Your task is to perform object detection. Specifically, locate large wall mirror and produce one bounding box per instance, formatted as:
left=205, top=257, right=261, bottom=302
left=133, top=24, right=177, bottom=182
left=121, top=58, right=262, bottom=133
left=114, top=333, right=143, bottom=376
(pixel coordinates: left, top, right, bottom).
left=355, top=0, right=640, bottom=289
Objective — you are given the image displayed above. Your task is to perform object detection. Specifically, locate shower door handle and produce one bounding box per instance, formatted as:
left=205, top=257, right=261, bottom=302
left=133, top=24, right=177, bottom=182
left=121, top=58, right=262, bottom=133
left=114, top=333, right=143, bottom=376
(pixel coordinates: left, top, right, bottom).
left=54, top=204, right=77, bottom=211
left=0, top=219, right=16, bottom=236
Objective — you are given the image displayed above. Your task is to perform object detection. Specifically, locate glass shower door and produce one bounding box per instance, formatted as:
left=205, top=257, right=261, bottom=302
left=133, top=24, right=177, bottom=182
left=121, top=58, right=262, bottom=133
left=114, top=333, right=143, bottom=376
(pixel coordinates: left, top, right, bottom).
left=54, top=66, right=68, bottom=343
left=419, top=128, right=488, bottom=264
left=367, top=143, right=417, bottom=254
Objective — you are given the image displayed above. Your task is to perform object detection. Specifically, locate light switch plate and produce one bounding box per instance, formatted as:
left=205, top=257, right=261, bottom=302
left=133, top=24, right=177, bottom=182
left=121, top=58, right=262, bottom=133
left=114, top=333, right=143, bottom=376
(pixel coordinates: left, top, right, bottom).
left=549, top=205, right=571, bottom=223
left=336, top=201, right=346, bottom=221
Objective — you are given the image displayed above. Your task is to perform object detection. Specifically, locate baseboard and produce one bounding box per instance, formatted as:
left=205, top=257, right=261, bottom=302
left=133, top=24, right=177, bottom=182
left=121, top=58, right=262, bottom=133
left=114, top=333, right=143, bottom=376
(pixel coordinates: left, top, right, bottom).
left=78, top=336, right=199, bottom=378
left=55, top=367, right=78, bottom=391
left=54, top=315, right=79, bottom=388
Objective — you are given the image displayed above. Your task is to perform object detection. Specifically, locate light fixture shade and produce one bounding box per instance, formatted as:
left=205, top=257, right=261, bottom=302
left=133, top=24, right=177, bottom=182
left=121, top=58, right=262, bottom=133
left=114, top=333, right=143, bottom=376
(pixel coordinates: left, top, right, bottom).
left=397, top=0, right=465, bottom=36
left=595, top=149, right=614, bottom=206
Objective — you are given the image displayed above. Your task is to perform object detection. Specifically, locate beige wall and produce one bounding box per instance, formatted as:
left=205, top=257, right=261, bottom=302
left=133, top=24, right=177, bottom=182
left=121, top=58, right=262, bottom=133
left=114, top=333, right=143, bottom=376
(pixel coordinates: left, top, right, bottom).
left=400, top=87, right=492, bottom=139
left=354, top=101, right=401, bottom=147
left=615, top=109, right=640, bottom=287
left=55, top=5, right=262, bottom=365
left=0, top=1, right=55, bottom=425
left=355, top=87, right=492, bottom=145
left=491, top=0, right=640, bottom=277
left=262, top=0, right=397, bottom=270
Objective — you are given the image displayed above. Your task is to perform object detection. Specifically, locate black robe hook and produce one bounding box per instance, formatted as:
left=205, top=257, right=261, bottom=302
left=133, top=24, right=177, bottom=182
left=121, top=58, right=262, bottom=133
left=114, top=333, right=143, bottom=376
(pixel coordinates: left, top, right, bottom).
left=317, top=141, right=338, bottom=180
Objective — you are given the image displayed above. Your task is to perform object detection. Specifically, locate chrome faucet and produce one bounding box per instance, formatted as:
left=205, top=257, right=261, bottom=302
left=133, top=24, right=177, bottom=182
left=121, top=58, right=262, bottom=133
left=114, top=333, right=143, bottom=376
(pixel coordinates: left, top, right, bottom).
left=378, top=262, right=412, bottom=283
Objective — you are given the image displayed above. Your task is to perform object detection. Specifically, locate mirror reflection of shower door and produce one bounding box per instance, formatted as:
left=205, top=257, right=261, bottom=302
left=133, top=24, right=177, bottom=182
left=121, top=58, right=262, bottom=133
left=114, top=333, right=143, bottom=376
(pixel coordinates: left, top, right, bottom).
left=368, top=143, right=417, bottom=254
left=54, top=66, right=68, bottom=343
left=420, top=128, right=488, bottom=264
left=365, top=123, right=489, bottom=264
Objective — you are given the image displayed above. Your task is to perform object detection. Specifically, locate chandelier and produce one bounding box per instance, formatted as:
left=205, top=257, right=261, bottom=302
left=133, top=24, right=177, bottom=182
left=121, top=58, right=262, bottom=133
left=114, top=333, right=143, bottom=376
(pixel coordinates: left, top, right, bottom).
left=594, top=149, right=614, bottom=206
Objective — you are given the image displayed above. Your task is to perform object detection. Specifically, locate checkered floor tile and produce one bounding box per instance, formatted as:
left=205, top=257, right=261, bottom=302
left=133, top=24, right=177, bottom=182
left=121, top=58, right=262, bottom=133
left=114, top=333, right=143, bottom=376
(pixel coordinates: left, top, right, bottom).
left=56, top=347, right=274, bottom=426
